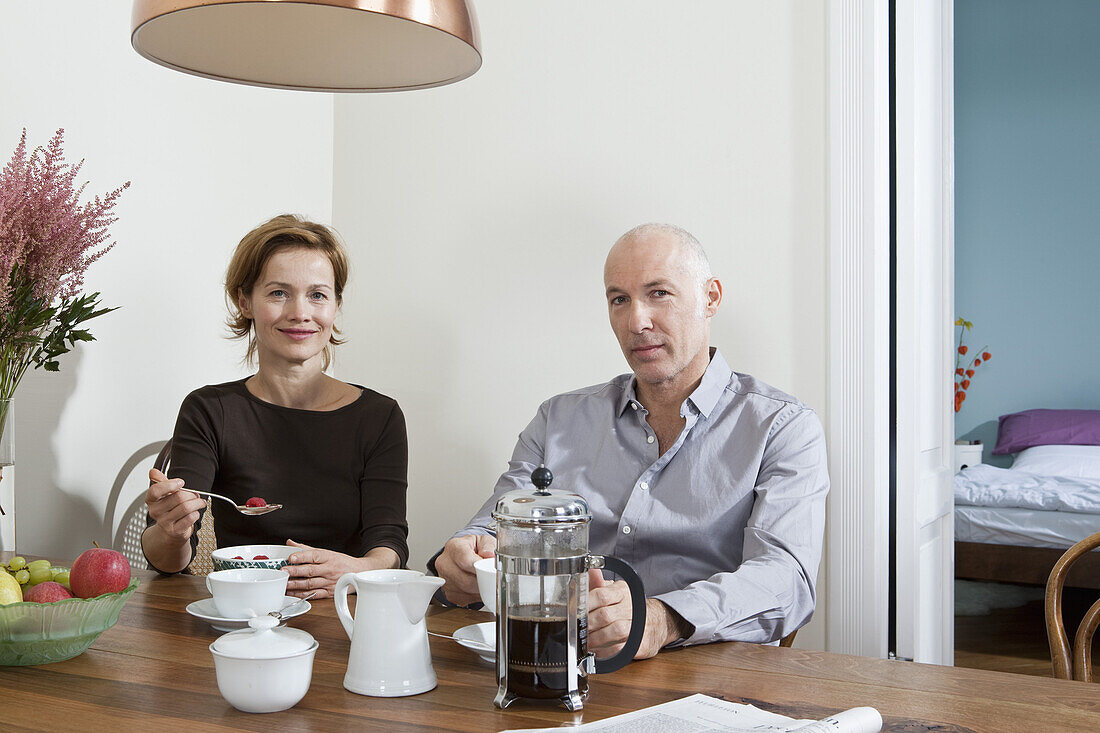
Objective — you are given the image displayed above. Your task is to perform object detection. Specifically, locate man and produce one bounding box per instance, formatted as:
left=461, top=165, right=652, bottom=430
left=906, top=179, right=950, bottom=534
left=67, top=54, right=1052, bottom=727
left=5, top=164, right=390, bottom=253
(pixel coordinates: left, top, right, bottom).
left=432, top=223, right=828, bottom=658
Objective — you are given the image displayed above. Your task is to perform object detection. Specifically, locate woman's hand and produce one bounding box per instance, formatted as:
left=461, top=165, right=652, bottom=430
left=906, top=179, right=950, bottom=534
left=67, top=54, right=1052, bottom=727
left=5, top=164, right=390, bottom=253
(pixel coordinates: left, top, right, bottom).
left=145, top=468, right=207, bottom=541
left=282, top=540, right=400, bottom=599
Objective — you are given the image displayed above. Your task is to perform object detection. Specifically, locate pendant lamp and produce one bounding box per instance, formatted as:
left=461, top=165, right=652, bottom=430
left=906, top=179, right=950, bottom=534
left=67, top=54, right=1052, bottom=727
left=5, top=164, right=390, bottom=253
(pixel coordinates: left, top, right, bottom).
left=131, top=0, right=481, bottom=92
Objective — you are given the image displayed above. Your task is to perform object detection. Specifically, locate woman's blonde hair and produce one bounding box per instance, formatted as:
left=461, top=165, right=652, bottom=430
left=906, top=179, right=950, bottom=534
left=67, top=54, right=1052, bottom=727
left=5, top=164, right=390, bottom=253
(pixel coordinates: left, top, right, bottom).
left=225, top=214, right=349, bottom=370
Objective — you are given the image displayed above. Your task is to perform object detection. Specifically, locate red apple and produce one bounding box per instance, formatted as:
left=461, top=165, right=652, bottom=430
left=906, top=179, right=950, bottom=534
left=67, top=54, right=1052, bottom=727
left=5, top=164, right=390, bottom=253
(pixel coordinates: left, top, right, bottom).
left=70, top=548, right=131, bottom=598
left=24, top=581, right=75, bottom=603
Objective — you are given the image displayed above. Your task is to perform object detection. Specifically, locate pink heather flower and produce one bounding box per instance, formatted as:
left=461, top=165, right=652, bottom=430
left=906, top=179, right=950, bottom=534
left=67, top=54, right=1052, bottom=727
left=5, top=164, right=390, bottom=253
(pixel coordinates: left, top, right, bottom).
left=0, top=130, right=128, bottom=391
left=1, top=128, right=128, bottom=317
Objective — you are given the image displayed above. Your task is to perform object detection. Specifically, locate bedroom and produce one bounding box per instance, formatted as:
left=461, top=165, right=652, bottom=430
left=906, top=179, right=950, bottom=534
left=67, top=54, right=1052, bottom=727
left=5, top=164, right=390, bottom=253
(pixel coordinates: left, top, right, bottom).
left=952, top=0, right=1100, bottom=677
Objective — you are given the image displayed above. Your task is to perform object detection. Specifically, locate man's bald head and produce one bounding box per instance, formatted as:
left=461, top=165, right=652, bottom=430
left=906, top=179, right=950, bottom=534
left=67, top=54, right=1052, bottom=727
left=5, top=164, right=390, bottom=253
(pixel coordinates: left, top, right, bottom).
left=606, top=223, right=713, bottom=311
left=603, top=223, right=723, bottom=391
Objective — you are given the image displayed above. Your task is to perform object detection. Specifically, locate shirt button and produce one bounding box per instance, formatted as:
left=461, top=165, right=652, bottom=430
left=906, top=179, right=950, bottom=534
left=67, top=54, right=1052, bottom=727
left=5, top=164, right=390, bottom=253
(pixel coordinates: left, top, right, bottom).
left=639, top=482, right=649, bottom=491
left=647, top=435, right=655, bottom=444
left=622, top=525, right=632, bottom=534
left=631, top=402, right=639, bottom=411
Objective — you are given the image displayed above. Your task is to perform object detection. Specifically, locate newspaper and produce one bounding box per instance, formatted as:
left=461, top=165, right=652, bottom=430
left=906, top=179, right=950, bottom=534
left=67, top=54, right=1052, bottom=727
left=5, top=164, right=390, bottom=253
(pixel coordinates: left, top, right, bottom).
left=498, top=693, right=883, bottom=733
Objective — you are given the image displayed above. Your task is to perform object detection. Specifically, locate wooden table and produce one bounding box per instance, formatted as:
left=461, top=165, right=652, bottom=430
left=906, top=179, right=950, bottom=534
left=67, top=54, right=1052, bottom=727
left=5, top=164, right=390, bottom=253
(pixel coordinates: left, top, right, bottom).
left=2, top=568, right=1099, bottom=732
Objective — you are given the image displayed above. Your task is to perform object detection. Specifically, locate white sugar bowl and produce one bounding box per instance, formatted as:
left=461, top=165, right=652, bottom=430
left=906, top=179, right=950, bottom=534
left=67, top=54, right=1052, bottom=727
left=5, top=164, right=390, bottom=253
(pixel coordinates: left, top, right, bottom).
left=210, top=615, right=318, bottom=713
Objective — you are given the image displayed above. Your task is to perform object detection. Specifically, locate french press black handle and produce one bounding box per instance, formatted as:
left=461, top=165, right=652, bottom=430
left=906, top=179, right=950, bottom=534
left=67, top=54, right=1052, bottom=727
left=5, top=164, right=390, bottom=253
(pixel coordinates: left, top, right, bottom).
left=592, top=555, right=646, bottom=674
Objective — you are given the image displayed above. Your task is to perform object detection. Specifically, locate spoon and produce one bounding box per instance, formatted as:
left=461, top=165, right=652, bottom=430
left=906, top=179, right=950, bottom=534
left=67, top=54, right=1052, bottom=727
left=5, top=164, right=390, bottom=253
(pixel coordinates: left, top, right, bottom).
left=427, top=630, right=494, bottom=652
left=185, top=489, right=283, bottom=516
left=268, top=591, right=318, bottom=621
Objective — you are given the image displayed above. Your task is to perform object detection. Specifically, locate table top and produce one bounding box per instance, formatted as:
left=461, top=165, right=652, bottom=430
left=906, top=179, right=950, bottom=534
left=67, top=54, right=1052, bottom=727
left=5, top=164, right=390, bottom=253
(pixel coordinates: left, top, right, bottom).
left=2, top=568, right=1099, bottom=732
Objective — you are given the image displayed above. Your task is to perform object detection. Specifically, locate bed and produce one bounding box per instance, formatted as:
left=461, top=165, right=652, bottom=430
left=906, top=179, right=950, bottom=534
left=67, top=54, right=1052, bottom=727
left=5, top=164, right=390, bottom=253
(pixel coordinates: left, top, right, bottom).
left=954, top=410, right=1100, bottom=590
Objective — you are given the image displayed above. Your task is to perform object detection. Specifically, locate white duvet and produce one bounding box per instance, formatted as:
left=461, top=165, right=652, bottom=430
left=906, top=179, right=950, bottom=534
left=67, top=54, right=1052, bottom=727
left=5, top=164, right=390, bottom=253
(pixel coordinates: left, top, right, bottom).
left=954, top=464, right=1100, bottom=514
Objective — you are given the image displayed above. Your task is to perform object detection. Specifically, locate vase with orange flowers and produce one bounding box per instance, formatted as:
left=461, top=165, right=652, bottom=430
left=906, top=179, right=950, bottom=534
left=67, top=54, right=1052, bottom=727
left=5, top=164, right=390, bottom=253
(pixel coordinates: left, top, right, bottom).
left=954, top=317, right=992, bottom=414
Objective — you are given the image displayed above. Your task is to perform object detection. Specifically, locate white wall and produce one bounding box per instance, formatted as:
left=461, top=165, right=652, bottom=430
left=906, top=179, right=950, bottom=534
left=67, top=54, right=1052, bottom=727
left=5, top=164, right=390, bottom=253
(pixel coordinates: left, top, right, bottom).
left=1, top=0, right=828, bottom=650
left=0, top=2, right=333, bottom=557
left=331, top=0, right=827, bottom=647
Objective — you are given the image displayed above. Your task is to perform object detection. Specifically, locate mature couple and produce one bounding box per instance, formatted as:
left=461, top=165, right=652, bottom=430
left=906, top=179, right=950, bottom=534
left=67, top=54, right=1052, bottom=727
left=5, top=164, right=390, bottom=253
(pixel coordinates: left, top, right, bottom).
left=142, top=215, right=828, bottom=660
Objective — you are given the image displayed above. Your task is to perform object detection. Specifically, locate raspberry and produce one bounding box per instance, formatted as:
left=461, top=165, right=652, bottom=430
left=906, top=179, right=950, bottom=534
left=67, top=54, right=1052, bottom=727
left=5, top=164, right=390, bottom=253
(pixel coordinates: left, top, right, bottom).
left=958, top=346, right=968, bottom=354
left=982, top=352, right=991, bottom=360
left=962, top=379, right=970, bottom=389
left=966, top=369, right=975, bottom=377
left=244, top=497, right=267, bottom=507
left=253, top=555, right=270, bottom=560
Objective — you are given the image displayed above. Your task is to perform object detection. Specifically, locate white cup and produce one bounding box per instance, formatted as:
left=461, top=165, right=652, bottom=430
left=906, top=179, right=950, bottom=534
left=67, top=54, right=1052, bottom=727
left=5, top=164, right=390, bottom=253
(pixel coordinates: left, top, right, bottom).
left=206, top=568, right=289, bottom=619
left=473, top=557, right=497, bottom=614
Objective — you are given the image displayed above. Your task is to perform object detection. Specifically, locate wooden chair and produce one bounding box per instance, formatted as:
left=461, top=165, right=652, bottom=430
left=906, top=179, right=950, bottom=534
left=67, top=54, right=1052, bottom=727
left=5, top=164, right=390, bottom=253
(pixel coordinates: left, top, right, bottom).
left=1045, top=529, right=1100, bottom=681
left=143, top=441, right=218, bottom=576
left=779, top=631, right=797, bottom=648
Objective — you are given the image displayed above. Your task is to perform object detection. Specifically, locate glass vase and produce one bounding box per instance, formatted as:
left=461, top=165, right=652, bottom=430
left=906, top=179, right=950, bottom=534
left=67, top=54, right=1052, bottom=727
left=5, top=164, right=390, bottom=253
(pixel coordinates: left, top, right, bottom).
left=0, top=398, right=12, bottom=469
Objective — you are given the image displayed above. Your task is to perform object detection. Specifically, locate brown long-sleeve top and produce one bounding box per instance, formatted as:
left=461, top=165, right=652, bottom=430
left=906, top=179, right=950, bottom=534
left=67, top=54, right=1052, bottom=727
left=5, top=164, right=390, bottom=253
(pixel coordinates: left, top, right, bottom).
left=147, top=378, right=409, bottom=572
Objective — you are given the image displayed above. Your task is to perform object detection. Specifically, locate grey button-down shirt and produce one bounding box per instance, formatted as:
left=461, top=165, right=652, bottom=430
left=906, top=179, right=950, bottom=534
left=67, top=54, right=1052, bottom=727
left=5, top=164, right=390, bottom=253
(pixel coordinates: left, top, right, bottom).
left=456, top=349, right=828, bottom=645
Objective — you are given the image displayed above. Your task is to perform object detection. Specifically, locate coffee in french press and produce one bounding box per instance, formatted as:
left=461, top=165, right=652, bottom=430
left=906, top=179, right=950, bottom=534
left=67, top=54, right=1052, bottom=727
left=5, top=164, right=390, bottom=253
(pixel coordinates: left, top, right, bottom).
left=491, top=465, right=646, bottom=710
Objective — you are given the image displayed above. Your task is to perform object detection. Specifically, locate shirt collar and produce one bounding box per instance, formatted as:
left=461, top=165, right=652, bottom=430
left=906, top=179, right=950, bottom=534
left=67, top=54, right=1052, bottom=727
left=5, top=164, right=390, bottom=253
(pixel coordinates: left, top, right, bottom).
left=687, top=348, right=731, bottom=418
left=616, top=347, right=732, bottom=419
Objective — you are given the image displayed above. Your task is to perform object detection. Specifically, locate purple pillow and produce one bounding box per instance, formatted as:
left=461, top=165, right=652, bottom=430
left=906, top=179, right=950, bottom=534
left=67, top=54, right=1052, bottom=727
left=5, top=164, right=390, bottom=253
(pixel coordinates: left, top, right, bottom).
left=993, top=409, right=1100, bottom=454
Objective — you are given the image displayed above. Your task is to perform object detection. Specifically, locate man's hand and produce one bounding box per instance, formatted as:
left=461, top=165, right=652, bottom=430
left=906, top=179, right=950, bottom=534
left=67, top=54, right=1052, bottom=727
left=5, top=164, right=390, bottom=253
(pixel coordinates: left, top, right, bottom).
left=282, top=541, right=399, bottom=599
left=587, top=570, right=691, bottom=660
left=434, top=534, right=497, bottom=606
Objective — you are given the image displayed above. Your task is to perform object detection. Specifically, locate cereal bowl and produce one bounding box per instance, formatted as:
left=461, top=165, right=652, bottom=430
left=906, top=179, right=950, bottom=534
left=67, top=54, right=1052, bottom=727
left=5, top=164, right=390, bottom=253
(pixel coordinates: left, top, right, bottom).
left=212, top=545, right=294, bottom=572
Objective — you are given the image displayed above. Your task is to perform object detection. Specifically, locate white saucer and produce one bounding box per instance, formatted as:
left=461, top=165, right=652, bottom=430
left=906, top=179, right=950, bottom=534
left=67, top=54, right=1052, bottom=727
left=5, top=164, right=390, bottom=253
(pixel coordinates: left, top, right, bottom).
left=185, top=595, right=311, bottom=632
left=453, top=621, right=495, bottom=663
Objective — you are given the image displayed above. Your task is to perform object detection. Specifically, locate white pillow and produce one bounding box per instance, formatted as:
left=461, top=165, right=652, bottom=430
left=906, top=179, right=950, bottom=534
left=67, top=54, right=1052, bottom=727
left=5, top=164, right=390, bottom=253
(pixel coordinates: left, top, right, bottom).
left=1011, top=445, right=1100, bottom=480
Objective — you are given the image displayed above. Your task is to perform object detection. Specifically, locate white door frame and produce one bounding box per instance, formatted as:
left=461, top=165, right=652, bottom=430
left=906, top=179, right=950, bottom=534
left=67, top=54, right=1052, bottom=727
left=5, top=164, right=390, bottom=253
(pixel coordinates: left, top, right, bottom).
left=825, top=0, right=954, bottom=658
left=824, top=0, right=892, bottom=658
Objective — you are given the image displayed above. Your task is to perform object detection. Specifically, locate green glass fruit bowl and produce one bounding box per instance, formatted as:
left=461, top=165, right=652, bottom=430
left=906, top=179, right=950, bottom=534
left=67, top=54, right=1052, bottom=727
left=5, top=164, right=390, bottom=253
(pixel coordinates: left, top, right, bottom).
left=0, top=580, right=139, bottom=666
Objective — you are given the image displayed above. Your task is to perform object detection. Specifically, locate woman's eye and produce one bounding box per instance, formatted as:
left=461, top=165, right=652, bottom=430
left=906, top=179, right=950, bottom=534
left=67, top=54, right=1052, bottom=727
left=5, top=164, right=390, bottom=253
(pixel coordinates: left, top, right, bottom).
left=270, top=289, right=287, bottom=298
left=310, top=292, right=327, bottom=301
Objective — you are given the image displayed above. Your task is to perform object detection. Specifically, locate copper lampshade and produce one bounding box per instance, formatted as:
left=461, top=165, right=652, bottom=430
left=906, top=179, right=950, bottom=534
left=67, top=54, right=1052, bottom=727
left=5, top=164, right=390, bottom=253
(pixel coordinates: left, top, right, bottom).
left=131, top=0, right=481, bottom=92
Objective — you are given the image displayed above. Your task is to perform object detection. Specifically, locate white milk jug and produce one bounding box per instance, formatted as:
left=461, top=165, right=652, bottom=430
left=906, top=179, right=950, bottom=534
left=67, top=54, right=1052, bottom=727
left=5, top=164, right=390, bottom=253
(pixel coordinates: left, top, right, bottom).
left=334, top=569, right=445, bottom=697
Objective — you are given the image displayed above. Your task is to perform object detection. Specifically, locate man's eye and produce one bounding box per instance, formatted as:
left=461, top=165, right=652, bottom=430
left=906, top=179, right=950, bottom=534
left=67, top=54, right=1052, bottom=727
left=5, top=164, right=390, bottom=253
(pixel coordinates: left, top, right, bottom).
left=653, top=290, right=669, bottom=297
left=610, top=296, right=627, bottom=305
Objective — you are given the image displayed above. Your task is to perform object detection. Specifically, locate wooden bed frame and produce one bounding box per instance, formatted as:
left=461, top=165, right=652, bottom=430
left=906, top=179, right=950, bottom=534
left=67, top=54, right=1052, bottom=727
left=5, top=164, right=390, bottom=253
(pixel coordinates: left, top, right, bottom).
left=955, top=541, right=1100, bottom=590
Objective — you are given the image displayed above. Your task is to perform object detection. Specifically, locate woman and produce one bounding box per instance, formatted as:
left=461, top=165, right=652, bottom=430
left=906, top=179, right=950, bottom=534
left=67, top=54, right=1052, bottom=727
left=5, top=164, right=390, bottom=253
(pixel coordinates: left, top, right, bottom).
left=141, top=215, right=407, bottom=598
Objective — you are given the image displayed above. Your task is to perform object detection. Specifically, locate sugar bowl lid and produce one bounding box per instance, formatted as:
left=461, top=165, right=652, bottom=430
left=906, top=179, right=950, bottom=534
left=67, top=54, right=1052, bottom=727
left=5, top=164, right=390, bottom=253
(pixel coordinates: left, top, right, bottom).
left=492, top=465, right=591, bottom=525
left=210, top=615, right=317, bottom=659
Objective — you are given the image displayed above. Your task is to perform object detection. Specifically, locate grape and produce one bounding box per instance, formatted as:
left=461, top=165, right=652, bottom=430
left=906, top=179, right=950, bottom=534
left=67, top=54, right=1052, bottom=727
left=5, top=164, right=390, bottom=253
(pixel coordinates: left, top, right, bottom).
left=27, top=564, right=53, bottom=586
left=8, top=556, right=26, bottom=572
left=14, top=569, right=29, bottom=584
left=27, top=559, right=51, bottom=572
left=53, top=570, right=70, bottom=588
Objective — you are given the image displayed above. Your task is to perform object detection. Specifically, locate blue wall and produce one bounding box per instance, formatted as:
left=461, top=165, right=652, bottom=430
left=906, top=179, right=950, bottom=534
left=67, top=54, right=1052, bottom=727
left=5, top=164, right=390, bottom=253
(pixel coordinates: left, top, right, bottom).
left=955, top=0, right=1100, bottom=465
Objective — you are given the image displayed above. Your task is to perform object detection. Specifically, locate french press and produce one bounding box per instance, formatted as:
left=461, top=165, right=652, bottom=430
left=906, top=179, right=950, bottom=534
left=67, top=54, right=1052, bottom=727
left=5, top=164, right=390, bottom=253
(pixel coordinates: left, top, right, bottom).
left=491, top=465, right=646, bottom=711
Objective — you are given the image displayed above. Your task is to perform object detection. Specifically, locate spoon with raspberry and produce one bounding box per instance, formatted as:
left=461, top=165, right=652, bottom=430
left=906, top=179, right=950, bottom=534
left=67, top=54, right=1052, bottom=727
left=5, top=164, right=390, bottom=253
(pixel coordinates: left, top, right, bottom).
left=181, top=489, right=283, bottom=515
